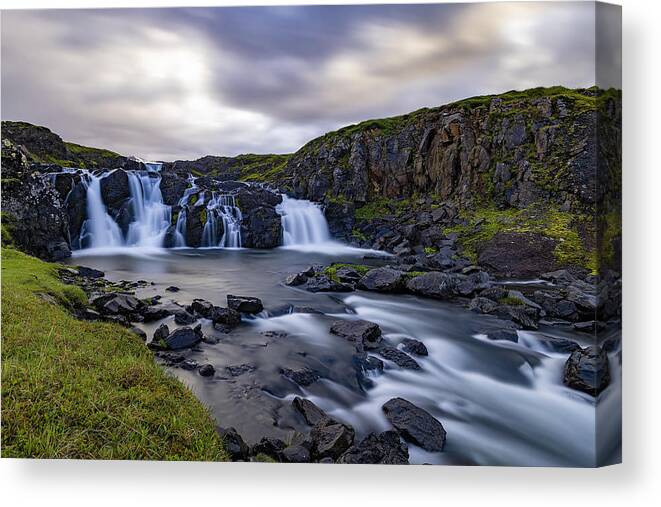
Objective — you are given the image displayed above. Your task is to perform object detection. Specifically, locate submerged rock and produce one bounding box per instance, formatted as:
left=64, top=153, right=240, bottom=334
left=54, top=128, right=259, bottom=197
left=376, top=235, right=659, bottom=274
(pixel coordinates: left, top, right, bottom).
left=292, top=397, right=331, bottom=426
left=382, top=397, right=446, bottom=452
left=198, top=364, right=215, bottom=377
left=329, top=319, right=382, bottom=349
left=377, top=346, right=421, bottom=370
left=281, top=367, right=320, bottom=386
left=401, top=338, right=428, bottom=356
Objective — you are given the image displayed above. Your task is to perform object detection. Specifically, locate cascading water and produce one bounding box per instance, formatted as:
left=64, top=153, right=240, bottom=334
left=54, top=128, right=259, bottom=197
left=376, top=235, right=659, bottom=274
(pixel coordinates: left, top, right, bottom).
left=79, top=173, right=124, bottom=249
left=201, top=193, right=243, bottom=248
left=276, top=195, right=331, bottom=246
left=125, top=172, right=171, bottom=247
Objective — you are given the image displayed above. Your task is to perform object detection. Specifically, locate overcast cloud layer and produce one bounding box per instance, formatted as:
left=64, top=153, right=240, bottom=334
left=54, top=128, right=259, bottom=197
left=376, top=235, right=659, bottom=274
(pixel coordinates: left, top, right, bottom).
left=1, top=3, right=620, bottom=161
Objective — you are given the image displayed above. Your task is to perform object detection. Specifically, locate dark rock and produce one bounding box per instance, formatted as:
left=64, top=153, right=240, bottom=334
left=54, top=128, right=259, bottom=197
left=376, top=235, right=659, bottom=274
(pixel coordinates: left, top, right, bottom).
left=382, top=398, right=446, bottom=452
left=329, top=319, right=382, bottom=349
left=493, top=305, right=539, bottom=330
left=163, top=326, right=202, bottom=350
left=251, top=437, right=286, bottom=461
left=485, top=328, right=518, bottom=342
left=537, top=335, right=581, bottom=353
left=174, top=310, right=196, bottom=325
left=406, top=272, right=459, bottom=299
left=377, top=346, right=421, bottom=370
left=227, top=294, right=263, bottom=314
left=209, top=306, right=242, bottom=327
left=352, top=353, right=385, bottom=374
left=469, top=296, right=499, bottom=314
left=281, top=367, right=320, bottom=386
left=218, top=427, right=250, bottom=461
left=226, top=363, right=256, bottom=377
left=285, top=272, right=308, bottom=286
left=141, top=305, right=172, bottom=322
left=477, top=232, right=559, bottom=278
left=240, top=205, right=282, bottom=249
left=77, top=266, right=105, bottom=279
left=282, top=445, right=311, bottom=463
left=199, top=364, right=215, bottom=377
left=563, top=346, right=610, bottom=396
left=311, top=420, right=355, bottom=460
left=358, top=267, right=406, bottom=292
left=165, top=286, right=180, bottom=292
left=401, top=338, right=428, bottom=356
left=91, top=293, right=144, bottom=316
left=304, top=275, right=354, bottom=293
left=292, top=397, right=331, bottom=426
left=153, top=323, right=170, bottom=342
left=334, top=266, right=363, bottom=284
left=338, top=431, right=409, bottom=465
left=456, top=271, right=491, bottom=297
left=159, top=172, right=189, bottom=206
left=99, top=169, right=130, bottom=211
left=573, top=321, right=607, bottom=333
left=190, top=299, right=214, bottom=318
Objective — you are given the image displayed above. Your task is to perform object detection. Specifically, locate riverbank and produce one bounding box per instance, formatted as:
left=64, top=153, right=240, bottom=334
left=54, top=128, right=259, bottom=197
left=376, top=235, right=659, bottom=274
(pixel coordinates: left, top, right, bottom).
left=1, top=247, right=227, bottom=460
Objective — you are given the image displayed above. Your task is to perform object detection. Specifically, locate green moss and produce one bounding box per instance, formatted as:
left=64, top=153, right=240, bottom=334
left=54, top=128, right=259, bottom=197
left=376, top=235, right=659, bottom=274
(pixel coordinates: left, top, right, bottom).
left=351, top=228, right=368, bottom=242
left=498, top=296, right=524, bottom=306
left=404, top=271, right=426, bottom=279
left=1, top=247, right=227, bottom=460
left=253, top=453, right=277, bottom=463
left=324, top=263, right=371, bottom=282
left=171, top=211, right=179, bottom=226
left=189, top=194, right=198, bottom=206
left=445, top=204, right=596, bottom=271
left=200, top=208, right=208, bottom=224
left=236, top=153, right=291, bottom=183
left=424, top=247, right=438, bottom=255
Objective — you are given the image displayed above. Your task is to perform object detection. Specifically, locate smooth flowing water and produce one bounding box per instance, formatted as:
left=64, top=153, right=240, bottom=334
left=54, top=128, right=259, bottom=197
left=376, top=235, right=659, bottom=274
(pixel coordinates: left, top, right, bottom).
left=67, top=247, right=622, bottom=467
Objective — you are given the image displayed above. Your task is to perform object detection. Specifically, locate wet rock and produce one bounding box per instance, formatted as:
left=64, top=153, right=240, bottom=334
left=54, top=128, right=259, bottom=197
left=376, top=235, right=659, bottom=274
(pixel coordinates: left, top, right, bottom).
left=329, top=319, right=382, bottom=349
left=165, top=286, right=180, bottom=292
left=536, top=335, right=581, bottom=353
left=292, top=397, right=331, bottom=426
left=338, top=431, right=409, bottom=465
left=251, top=437, right=286, bottom=462
left=153, top=323, right=170, bottom=342
left=573, top=321, right=606, bottom=333
left=209, top=306, right=241, bottom=327
left=163, top=326, right=203, bottom=350
left=377, top=346, right=421, bottom=370
left=174, top=310, right=196, bottom=325
left=199, top=364, right=215, bottom=377
left=563, top=346, right=610, bottom=396
left=218, top=427, right=250, bottom=461
left=382, top=398, right=446, bottom=452
left=189, top=298, right=214, bottom=318
left=285, top=272, right=308, bottom=286
left=494, top=305, right=539, bottom=330
left=456, top=271, right=491, bottom=297
left=227, top=294, right=263, bottom=314
left=406, top=272, right=459, bottom=299
left=304, top=275, right=354, bottom=293
left=91, top=293, right=144, bottom=316
left=401, top=338, right=428, bottom=356
left=141, top=305, right=172, bottom=322
left=484, top=328, right=518, bottom=342
left=281, top=367, right=320, bottom=386
left=99, top=169, right=130, bottom=211
left=358, top=267, right=406, bottom=292
left=352, top=353, right=385, bottom=374
left=226, top=363, right=256, bottom=377
left=334, top=266, right=363, bottom=284
left=77, top=266, right=105, bottom=279
left=282, top=445, right=311, bottom=463
left=469, top=296, right=499, bottom=314
left=311, top=420, right=355, bottom=460
left=240, top=205, right=282, bottom=249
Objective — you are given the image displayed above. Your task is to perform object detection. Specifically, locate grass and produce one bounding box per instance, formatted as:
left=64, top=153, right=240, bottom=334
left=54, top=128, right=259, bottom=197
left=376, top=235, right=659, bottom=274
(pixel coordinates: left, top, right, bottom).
left=444, top=203, right=597, bottom=272
left=1, top=247, right=228, bottom=460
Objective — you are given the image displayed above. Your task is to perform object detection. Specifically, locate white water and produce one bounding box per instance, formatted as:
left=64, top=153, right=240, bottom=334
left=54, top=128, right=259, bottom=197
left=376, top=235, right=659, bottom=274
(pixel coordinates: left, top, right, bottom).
left=277, top=195, right=331, bottom=246
left=125, top=172, right=171, bottom=247
left=201, top=193, right=243, bottom=248
left=79, top=174, right=124, bottom=249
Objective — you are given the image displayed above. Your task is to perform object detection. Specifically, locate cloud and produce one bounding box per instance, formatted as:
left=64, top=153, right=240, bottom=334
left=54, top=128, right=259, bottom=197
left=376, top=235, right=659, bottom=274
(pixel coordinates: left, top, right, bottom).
left=1, top=3, right=618, bottom=161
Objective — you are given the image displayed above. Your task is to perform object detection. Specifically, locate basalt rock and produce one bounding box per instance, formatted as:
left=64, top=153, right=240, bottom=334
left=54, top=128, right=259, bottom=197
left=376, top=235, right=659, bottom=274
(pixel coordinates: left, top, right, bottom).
left=377, top=346, right=421, bottom=370
left=358, top=267, right=406, bottom=292
left=227, top=295, right=263, bottom=314
left=382, top=397, right=446, bottom=452
left=338, top=431, right=409, bottom=465
left=217, top=427, right=250, bottom=461
left=163, top=326, right=203, bottom=350
left=329, top=319, right=382, bottom=349
left=401, top=338, right=428, bottom=356
left=563, top=346, right=610, bottom=396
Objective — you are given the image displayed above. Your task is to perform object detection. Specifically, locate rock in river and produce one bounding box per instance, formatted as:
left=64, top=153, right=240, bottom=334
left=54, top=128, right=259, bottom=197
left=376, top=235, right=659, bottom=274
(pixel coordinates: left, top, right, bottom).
left=91, top=293, right=144, bottom=316
left=163, top=326, right=203, bottom=350
left=292, top=397, right=331, bottom=426
left=338, top=431, right=409, bottom=465
left=218, top=427, right=250, bottom=461
left=382, top=397, right=446, bottom=452
left=358, top=267, right=406, bottom=292
left=329, top=319, right=382, bottom=349
left=377, top=346, right=421, bottom=370
left=311, top=420, right=355, bottom=460
left=227, top=294, right=263, bottom=314
left=563, top=346, right=610, bottom=396
left=401, top=338, right=428, bottom=356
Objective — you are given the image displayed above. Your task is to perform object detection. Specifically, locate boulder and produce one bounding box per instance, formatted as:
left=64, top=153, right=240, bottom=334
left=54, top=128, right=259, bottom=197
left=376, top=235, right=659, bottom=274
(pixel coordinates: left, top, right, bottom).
left=199, top=364, right=215, bottom=377
left=338, top=431, right=409, bottom=465
left=281, top=445, right=311, bottom=463
left=251, top=437, right=286, bottom=462
left=227, top=295, right=263, bottom=314
left=311, top=420, right=355, bottom=460
left=469, top=296, right=499, bottom=314
left=563, top=346, right=610, bottom=396
left=382, top=398, right=446, bottom=452
left=163, top=326, right=203, bottom=350
left=217, top=427, right=250, bottom=461
left=173, top=309, right=196, bottom=325
left=129, top=326, right=147, bottom=340
left=477, top=232, right=559, bottom=278
left=153, top=323, right=170, bottom=342
left=209, top=306, right=241, bottom=327
left=226, top=363, right=256, bottom=377
left=406, top=272, right=459, bottom=299
left=292, top=397, right=331, bottom=426
left=99, top=169, right=130, bottom=211
left=141, top=305, right=172, bottom=322
left=190, top=298, right=214, bottom=318
left=77, top=266, right=105, bottom=279
left=456, top=271, right=491, bottom=297
left=484, top=328, right=518, bottom=342
left=285, top=272, right=308, bottom=286
left=91, top=293, right=144, bottom=316
left=401, top=338, right=428, bottom=356
left=377, top=346, right=421, bottom=370
left=304, top=275, right=353, bottom=293
left=358, top=267, right=406, bottom=292
left=334, top=266, right=363, bottom=284
left=281, top=367, right=320, bottom=386
left=329, top=319, right=382, bottom=349
left=240, top=206, right=282, bottom=249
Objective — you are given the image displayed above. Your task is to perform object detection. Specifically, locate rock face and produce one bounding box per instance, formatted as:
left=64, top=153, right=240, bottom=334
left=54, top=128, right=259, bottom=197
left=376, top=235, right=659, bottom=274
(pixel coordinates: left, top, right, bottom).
left=382, top=398, right=446, bottom=452
left=563, top=346, right=610, bottom=396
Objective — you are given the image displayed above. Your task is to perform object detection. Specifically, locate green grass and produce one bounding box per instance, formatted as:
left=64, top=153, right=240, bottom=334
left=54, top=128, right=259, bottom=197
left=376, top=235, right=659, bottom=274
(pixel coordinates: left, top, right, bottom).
left=1, top=248, right=228, bottom=460
left=445, top=204, right=596, bottom=272
left=498, top=296, right=524, bottom=306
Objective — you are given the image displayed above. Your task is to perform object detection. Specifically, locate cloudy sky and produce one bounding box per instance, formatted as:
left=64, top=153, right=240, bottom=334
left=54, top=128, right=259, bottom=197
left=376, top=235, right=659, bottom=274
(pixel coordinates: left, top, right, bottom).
left=1, top=2, right=621, bottom=161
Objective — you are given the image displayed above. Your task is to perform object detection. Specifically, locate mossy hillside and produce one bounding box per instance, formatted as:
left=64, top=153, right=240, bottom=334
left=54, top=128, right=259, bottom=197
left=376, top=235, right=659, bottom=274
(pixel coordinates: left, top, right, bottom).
left=444, top=204, right=597, bottom=272
left=234, top=153, right=291, bottom=182
left=1, top=247, right=228, bottom=460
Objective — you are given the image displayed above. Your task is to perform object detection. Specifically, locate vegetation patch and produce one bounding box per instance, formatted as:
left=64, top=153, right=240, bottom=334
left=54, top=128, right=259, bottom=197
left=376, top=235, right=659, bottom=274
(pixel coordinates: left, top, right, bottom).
left=324, top=263, right=371, bottom=282
left=1, top=248, right=227, bottom=460
left=498, top=296, right=524, bottom=306
left=445, top=203, right=596, bottom=272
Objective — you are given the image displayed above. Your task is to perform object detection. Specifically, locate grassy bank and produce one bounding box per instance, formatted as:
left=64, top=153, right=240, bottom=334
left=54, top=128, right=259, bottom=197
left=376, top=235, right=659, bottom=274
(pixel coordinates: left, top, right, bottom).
left=1, top=248, right=228, bottom=460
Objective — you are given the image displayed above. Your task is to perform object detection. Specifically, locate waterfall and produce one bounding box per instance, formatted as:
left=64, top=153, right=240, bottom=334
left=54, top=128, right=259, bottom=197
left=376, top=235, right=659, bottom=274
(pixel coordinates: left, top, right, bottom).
left=79, top=174, right=124, bottom=249
left=201, top=193, right=243, bottom=248
left=125, top=172, right=171, bottom=247
left=276, top=195, right=331, bottom=246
